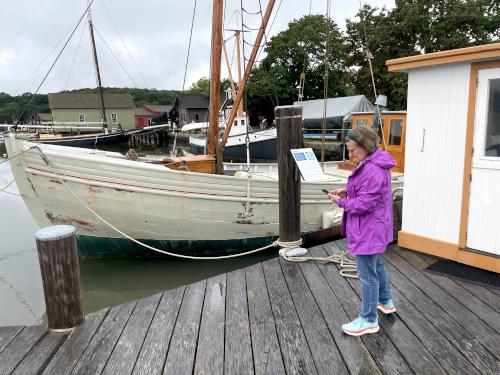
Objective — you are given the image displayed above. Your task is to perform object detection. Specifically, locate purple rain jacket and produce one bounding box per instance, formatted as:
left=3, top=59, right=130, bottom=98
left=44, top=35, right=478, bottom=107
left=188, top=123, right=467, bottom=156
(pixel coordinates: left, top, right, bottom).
left=337, top=149, right=396, bottom=255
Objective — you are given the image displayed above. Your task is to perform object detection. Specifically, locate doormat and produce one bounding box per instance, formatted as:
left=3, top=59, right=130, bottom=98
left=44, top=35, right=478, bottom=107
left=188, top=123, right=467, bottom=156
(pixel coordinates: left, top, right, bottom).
left=425, top=259, right=500, bottom=289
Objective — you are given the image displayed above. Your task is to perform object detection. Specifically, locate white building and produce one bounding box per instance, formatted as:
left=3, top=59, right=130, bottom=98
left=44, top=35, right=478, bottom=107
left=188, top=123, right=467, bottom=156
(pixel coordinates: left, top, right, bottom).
left=387, top=43, right=500, bottom=273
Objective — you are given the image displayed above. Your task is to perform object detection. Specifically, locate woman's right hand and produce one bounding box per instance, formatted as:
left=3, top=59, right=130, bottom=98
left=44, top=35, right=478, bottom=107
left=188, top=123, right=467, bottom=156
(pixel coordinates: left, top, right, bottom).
left=331, top=188, right=347, bottom=198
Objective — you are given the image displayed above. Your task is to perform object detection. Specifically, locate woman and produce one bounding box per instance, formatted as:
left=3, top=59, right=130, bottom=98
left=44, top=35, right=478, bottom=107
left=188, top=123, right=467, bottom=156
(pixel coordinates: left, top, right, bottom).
left=329, top=126, right=396, bottom=336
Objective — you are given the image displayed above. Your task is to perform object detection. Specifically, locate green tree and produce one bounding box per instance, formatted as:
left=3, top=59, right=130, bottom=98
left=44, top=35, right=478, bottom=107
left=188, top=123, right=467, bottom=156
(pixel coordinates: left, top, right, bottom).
left=345, top=0, right=500, bottom=110
left=246, top=14, right=350, bottom=123
left=185, top=77, right=210, bottom=94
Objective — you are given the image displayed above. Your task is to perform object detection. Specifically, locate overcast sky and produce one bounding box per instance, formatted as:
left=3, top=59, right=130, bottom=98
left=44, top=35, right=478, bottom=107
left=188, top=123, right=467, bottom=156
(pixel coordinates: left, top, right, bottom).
left=0, top=0, right=394, bottom=96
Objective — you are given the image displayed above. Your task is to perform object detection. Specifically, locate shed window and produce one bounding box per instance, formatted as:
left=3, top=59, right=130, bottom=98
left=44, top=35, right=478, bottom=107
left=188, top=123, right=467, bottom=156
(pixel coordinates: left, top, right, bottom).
left=111, top=113, right=117, bottom=124
left=356, top=119, right=367, bottom=127
left=234, top=120, right=238, bottom=127
left=241, top=119, right=245, bottom=126
left=79, top=114, right=85, bottom=123
left=485, top=79, right=500, bottom=157
left=389, top=119, right=403, bottom=146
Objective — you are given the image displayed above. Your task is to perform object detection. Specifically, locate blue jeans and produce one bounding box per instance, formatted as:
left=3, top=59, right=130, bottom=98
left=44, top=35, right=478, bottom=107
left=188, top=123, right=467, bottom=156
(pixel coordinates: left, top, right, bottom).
left=356, top=254, right=392, bottom=323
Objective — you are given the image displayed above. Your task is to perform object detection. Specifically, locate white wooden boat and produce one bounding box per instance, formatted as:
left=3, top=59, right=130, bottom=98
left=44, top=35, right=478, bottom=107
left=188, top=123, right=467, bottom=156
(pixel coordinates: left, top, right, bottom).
left=5, top=134, right=403, bottom=258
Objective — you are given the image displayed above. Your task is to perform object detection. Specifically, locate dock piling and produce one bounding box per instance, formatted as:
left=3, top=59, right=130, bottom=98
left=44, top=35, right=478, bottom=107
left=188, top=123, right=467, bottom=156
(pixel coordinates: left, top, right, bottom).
left=35, top=225, right=84, bottom=330
left=275, top=105, right=303, bottom=244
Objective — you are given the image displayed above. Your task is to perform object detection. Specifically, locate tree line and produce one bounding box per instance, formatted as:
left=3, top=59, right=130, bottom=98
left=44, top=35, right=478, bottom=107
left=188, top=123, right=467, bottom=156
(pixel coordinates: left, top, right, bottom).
left=1, top=0, right=498, bottom=125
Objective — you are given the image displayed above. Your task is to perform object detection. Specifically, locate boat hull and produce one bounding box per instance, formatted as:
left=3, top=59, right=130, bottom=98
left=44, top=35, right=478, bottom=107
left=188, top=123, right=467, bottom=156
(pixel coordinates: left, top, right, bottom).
left=5, top=135, right=364, bottom=258
left=38, top=132, right=128, bottom=147
left=76, top=234, right=277, bottom=258
left=190, top=129, right=278, bottom=161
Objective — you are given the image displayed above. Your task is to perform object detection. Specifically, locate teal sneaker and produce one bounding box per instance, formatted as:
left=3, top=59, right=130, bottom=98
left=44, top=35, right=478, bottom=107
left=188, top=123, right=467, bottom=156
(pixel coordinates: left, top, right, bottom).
left=341, top=316, right=379, bottom=336
left=377, top=299, right=396, bottom=314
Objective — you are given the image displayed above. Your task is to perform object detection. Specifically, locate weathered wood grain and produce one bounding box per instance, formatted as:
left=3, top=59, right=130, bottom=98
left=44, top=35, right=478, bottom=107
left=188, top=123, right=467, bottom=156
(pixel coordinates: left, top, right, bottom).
left=71, top=301, right=136, bottom=375
left=246, top=263, right=285, bottom=375
left=194, top=274, right=226, bottom=375
left=12, top=331, right=67, bottom=375
left=398, top=248, right=500, bottom=334
left=102, top=293, right=162, bottom=375
left=382, top=250, right=499, bottom=375
left=385, top=249, right=500, bottom=359
left=278, top=256, right=349, bottom=375
left=132, top=286, right=185, bottom=375
left=42, top=308, right=109, bottom=375
left=0, top=326, right=23, bottom=353
left=224, top=268, right=253, bottom=375
left=0, top=325, right=46, bottom=374
left=449, top=339, right=500, bottom=375
left=163, top=280, right=206, bottom=375
left=276, top=105, right=302, bottom=243
left=36, top=228, right=83, bottom=330
left=262, top=259, right=318, bottom=374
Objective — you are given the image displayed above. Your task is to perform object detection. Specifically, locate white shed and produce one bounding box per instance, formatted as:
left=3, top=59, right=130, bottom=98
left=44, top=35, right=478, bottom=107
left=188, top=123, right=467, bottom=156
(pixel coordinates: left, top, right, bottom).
left=387, top=43, right=500, bottom=273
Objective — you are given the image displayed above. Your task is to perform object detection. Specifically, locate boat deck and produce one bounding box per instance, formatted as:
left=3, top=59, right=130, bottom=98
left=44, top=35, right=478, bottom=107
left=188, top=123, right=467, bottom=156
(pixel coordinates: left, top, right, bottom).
left=1, top=239, right=499, bottom=374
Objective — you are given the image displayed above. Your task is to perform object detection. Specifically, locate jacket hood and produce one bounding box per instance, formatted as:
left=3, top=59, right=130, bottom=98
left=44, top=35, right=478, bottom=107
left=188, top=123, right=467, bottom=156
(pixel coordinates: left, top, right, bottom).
left=365, top=149, right=396, bottom=170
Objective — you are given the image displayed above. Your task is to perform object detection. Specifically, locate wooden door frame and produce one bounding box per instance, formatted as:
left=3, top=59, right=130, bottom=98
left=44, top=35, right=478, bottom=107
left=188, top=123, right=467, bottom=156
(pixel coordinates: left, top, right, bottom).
left=459, top=60, right=500, bottom=249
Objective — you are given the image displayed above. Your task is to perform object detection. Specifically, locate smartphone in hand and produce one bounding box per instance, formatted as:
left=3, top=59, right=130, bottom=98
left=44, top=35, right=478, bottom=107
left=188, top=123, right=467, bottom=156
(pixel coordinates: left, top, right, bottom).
left=322, top=189, right=329, bottom=194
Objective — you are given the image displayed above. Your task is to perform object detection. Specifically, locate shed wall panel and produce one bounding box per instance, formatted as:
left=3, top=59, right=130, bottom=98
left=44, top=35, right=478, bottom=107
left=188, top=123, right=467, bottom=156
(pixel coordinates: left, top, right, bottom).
left=402, top=63, right=470, bottom=243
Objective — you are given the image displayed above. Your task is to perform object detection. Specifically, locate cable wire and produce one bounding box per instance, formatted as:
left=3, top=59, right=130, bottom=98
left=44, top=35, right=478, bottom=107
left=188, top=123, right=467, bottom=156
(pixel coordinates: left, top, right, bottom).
left=13, top=0, right=97, bottom=128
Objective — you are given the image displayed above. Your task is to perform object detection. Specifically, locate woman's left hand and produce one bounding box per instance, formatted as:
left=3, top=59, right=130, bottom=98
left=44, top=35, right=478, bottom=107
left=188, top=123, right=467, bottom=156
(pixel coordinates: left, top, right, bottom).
left=328, top=193, right=341, bottom=204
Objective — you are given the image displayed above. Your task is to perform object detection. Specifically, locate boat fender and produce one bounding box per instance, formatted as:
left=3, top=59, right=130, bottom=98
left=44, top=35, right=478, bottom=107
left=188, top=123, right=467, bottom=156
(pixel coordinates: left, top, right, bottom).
left=279, top=247, right=308, bottom=257
left=234, top=170, right=249, bottom=178
left=322, top=208, right=343, bottom=229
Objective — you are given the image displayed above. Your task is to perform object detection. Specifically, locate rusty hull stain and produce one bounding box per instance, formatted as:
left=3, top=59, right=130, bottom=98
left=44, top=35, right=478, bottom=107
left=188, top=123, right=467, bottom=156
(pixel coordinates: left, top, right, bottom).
left=88, top=185, right=103, bottom=194
left=45, top=210, right=96, bottom=233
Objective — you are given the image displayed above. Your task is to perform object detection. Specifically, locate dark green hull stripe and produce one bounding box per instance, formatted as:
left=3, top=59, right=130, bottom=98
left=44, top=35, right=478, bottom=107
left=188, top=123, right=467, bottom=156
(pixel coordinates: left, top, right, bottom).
left=76, top=234, right=278, bottom=259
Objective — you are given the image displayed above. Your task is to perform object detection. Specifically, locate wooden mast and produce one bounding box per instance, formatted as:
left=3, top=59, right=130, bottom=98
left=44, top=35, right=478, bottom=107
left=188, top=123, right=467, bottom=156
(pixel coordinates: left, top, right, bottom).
left=87, top=0, right=107, bottom=130
left=221, top=0, right=276, bottom=148
left=208, top=0, right=224, bottom=155
left=234, top=31, right=244, bottom=117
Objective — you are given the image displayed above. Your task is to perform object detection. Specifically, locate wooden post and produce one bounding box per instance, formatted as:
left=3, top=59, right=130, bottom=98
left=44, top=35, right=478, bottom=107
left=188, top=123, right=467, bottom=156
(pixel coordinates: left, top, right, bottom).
left=275, top=105, right=302, bottom=243
left=35, top=225, right=83, bottom=330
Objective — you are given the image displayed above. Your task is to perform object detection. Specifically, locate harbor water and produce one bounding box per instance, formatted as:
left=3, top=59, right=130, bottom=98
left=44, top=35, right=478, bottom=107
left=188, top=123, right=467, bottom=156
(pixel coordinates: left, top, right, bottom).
left=0, top=140, right=276, bottom=326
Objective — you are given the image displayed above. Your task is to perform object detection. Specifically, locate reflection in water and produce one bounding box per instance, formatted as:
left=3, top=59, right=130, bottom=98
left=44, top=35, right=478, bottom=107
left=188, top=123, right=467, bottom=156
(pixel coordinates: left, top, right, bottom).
left=79, top=253, right=274, bottom=313
left=0, top=146, right=276, bottom=325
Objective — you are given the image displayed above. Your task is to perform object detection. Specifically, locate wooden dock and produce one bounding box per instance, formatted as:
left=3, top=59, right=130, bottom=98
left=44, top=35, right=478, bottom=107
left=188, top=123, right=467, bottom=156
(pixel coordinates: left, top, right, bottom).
left=1, top=239, right=499, bottom=374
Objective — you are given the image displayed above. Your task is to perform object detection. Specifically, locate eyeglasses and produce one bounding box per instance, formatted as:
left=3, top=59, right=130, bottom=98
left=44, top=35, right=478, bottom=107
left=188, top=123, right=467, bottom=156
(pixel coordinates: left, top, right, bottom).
left=347, top=146, right=358, bottom=154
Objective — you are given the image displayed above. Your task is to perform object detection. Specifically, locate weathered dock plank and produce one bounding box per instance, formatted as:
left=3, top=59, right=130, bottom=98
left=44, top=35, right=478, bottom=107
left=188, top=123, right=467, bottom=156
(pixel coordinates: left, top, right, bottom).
left=42, top=308, right=109, bottom=375
left=382, top=251, right=498, bottom=375
left=278, top=256, right=349, bottom=375
left=385, top=248, right=500, bottom=359
left=0, top=326, right=23, bottom=352
left=163, top=280, right=205, bottom=375
left=398, top=248, right=500, bottom=334
left=303, top=246, right=382, bottom=375
left=1, top=238, right=499, bottom=375
left=132, top=286, right=185, bottom=375
left=262, top=259, right=318, bottom=374
left=414, top=252, right=500, bottom=314
left=246, top=263, right=285, bottom=375
left=102, top=293, right=162, bottom=375
left=194, top=274, right=226, bottom=375
left=0, top=325, right=46, bottom=374
left=320, top=242, right=412, bottom=375
left=328, top=243, right=447, bottom=375
left=224, top=268, right=253, bottom=375
left=11, top=331, right=67, bottom=375
left=71, top=301, right=136, bottom=375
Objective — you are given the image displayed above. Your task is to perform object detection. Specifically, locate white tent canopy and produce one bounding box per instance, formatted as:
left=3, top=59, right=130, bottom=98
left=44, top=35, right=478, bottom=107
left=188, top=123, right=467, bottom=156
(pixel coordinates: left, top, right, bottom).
left=294, top=95, right=374, bottom=129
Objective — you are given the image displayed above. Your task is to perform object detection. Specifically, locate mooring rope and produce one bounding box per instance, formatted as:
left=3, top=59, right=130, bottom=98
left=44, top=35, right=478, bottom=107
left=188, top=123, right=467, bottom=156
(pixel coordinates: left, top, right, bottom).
left=283, top=249, right=358, bottom=278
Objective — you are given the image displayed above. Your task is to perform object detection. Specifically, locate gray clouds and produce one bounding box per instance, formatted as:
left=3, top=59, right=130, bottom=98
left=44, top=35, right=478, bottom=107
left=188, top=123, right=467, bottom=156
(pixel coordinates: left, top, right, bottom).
left=0, top=0, right=394, bottom=95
